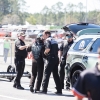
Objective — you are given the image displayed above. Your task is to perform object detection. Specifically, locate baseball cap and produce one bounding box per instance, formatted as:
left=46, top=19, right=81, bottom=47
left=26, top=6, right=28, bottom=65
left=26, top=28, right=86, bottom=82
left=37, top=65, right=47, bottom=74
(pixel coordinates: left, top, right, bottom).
left=66, top=34, right=73, bottom=39
left=67, top=35, right=72, bottom=39
left=18, top=32, right=26, bottom=36
left=37, top=33, right=43, bottom=38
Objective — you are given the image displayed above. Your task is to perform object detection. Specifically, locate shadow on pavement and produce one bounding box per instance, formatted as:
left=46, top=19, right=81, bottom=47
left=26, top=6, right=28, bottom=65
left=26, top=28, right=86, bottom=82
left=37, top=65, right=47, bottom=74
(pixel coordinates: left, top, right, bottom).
left=36, top=92, right=74, bottom=97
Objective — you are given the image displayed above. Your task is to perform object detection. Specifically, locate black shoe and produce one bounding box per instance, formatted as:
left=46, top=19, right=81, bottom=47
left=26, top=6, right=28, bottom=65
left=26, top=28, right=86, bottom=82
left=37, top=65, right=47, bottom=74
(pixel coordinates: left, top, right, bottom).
left=55, top=87, right=57, bottom=89
left=39, top=91, right=47, bottom=94
left=13, top=84, right=16, bottom=88
left=55, top=91, right=62, bottom=95
left=34, top=90, right=37, bottom=93
left=34, top=89, right=39, bottom=93
left=30, top=87, right=34, bottom=92
left=17, top=86, right=24, bottom=90
left=66, top=86, right=70, bottom=90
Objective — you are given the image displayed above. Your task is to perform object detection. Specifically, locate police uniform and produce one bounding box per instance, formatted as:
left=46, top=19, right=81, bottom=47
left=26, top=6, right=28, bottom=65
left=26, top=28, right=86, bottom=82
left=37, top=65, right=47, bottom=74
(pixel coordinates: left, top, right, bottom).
left=72, top=63, right=100, bottom=100
left=41, top=37, right=62, bottom=94
left=59, top=39, right=74, bottom=89
left=30, top=38, right=44, bottom=92
left=13, top=38, right=27, bottom=89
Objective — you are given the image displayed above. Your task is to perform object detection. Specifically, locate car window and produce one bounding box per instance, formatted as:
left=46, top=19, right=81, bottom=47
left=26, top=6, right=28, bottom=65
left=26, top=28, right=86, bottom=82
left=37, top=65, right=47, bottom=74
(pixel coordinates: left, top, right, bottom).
left=90, top=38, right=100, bottom=53
left=34, top=30, right=40, bottom=34
left=27, top=30, right=32, bottom=32
left=73, top=38, right=92, bottom=51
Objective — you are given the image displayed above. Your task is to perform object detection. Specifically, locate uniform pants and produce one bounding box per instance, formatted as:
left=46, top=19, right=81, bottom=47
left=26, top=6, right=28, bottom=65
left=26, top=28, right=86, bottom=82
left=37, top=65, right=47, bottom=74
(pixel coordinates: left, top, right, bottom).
left=30, top=58, right=44, bottom=91
left=59, top=59, right=66, bottom=88
left=14, top=57, right=25, bottom=86
left=42, top=56, right=62, bottom=92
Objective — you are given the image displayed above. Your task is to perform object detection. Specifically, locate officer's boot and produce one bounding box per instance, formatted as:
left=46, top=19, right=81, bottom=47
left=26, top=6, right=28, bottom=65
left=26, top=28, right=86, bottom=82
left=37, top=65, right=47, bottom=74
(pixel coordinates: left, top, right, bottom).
left=30, top=86, right=34, bottom=92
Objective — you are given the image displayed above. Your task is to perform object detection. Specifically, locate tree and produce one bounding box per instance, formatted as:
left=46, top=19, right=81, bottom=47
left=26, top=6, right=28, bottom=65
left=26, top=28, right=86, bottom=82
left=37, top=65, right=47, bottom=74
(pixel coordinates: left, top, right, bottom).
left=77, top=2, right=85, bottom=22
left=26, top=15, right=36, bottom=25
left=65, top=3, right=76, bottom=23
left=1, top=14, right=20, bottom=24
left=41, top=6, right=49, bottom=25
left=0, top=0, right=10, bottom=15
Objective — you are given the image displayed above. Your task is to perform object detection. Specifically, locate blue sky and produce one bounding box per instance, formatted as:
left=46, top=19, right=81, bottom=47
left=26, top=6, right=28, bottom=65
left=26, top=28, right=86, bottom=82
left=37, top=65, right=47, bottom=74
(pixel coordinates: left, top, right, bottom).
left=24, top=0, right=100, bottom=13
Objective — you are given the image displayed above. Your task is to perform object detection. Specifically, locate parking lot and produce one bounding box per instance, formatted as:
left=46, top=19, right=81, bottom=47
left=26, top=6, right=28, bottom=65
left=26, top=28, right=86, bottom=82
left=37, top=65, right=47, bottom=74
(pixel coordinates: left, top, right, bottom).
left=0, top=57, right=88, bottom=100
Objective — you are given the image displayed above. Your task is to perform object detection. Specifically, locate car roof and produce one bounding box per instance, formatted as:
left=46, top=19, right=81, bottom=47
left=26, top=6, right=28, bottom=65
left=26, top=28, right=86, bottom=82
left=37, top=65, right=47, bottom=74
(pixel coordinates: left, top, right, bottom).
left=62, top=23, right=100, bottom=34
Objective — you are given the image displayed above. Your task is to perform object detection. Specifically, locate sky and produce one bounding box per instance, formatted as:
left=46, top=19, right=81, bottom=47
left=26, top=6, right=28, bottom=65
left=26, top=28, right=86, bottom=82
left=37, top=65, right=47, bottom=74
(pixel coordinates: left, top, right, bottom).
left=24, top=0, right=100, bottom=13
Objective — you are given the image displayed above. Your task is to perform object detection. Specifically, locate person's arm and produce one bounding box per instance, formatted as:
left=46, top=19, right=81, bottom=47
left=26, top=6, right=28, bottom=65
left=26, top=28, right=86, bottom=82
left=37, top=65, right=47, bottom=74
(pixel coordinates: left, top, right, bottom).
left=15, top=40, right=30, bottom=50
left=44, top=40, right=51, bottom=55
left=59, top=50, right=62, bottom=62
left=59, top=43, right=63, bottom=62
left=30, top=51, right=34, bottom=59
left=18, top=45, right=27, bottom=50
left=19, top=44, right=31, bottom=50
left=44, top=48, right=50, bottom=55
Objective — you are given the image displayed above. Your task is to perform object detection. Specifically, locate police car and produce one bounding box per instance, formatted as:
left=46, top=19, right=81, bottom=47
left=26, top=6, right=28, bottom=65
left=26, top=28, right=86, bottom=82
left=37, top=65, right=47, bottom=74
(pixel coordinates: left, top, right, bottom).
left=66, top=32, right=100, bottom=87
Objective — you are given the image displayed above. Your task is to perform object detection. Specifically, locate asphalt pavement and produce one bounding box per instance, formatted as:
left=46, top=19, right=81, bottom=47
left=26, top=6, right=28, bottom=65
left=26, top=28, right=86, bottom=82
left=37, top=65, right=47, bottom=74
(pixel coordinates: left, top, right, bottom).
left=0, top=57, right=88, bottom=100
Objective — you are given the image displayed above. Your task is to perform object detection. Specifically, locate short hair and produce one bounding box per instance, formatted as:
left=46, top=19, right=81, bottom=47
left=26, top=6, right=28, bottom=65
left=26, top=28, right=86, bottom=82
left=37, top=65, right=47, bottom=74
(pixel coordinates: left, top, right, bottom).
left=44, top=30, right=51, bottom=36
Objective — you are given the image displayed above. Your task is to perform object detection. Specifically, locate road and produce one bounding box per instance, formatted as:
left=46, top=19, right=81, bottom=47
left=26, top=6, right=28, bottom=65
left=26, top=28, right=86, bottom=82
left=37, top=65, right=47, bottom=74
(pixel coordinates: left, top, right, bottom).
left=0, top=58, right=87, bottom=100
left=0, top=77, right=75, bottom=100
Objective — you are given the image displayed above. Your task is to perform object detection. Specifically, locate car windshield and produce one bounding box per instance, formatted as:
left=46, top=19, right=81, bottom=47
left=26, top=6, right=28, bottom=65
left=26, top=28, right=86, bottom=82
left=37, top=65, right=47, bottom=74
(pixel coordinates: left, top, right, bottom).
left=27, top=30, right=32, bottom=32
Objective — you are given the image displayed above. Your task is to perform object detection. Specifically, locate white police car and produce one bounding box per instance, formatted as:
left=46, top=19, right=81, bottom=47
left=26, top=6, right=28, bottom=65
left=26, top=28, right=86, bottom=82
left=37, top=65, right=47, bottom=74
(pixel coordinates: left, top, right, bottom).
left=66, top=32, right=100, bottom=87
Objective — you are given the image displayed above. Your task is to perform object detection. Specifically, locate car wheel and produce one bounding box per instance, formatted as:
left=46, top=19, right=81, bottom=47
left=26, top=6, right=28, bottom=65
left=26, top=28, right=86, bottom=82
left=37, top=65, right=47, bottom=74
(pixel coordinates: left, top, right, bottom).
left=7, top=65, right=15, bottom=81
left=71, top=70, right=82, bottom=87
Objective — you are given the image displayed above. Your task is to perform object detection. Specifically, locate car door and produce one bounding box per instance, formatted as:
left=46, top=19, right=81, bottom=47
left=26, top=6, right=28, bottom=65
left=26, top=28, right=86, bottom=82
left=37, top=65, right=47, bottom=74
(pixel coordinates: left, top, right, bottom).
left=83, top=38, right=100, bottom=69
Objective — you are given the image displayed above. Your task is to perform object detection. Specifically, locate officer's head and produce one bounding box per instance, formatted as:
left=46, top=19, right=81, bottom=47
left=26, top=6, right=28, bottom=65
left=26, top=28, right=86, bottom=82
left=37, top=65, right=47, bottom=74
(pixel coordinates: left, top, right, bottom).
left=18, top=32, right=26, bottom=41
left=37, top=33, right=43, bottom=39
left=43, top=30, right=51, bottom=40
left=66, top=34, right=73, bottom=42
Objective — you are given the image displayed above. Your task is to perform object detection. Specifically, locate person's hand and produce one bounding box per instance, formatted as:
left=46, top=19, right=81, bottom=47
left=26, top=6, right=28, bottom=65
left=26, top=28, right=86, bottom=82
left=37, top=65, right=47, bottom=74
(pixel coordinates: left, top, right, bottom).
left=44, top=51, right=48, bottom=55
left=25, top=44, right=31, bottom=48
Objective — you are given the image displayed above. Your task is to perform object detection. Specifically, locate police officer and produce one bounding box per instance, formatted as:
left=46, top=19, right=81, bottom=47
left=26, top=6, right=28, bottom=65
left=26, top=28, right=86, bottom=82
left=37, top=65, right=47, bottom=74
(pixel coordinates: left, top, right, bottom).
left=40, top=31, right=62, bottom=94
left=29, top=33, right=44, bottom=93
left=59, top=33, right=74, bottom=89
left=13, top=32, right=29, bottom=90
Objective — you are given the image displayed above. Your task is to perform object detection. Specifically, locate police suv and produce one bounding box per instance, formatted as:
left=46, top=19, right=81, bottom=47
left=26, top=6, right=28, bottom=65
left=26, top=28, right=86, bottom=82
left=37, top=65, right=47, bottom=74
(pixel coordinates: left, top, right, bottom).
left=66, top=33, right=100, bottom=87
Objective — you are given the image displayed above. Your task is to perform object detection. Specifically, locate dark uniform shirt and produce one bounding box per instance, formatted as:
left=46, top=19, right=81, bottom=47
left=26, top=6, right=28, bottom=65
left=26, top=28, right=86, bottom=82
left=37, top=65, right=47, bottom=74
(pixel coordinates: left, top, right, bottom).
left=15, top=39, right=27, bottom=58
left=44, top=37, right=58, bottom=57
left=59, top=40, right=74, bottom=59
left=32, top=39, right=44, bottom=59
left=72, top=63, right=100, bottom=100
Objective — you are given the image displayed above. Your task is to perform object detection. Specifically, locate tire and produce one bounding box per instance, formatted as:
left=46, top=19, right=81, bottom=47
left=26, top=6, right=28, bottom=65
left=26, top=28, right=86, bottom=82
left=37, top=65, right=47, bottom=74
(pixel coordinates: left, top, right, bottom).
left=71, top=70, right=82, bottom=87
left=7, top=65, right=15, bottom=81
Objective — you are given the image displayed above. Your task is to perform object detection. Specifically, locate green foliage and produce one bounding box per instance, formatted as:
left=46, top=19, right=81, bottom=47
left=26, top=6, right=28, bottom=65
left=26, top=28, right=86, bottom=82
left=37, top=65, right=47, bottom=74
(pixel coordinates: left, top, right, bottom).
left=0, top=0, right=100, bottom=25
left=26, top=15, right=36, bottom=25
left=50, top=25, right=62, bottom=29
